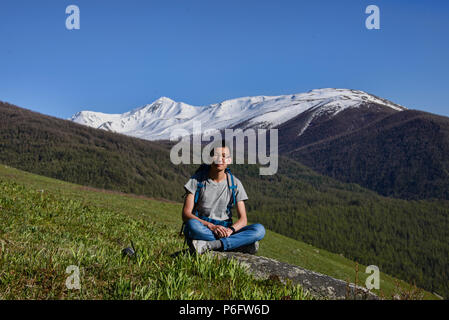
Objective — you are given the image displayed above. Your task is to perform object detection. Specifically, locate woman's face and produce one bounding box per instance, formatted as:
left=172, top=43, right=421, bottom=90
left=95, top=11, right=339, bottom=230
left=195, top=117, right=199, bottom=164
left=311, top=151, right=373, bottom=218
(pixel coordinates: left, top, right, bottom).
left=212, top=147, right=232, bottom=170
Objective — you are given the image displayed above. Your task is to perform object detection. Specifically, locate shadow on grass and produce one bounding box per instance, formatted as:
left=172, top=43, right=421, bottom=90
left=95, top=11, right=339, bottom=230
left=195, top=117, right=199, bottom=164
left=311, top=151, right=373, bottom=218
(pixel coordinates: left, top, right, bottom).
left=169, top=249, right=192, bottom=258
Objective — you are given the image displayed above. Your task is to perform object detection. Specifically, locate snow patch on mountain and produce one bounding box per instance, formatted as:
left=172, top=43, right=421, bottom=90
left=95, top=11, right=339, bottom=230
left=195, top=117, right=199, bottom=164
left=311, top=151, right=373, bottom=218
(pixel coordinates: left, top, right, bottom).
left=69, top=88, right=405, bottom=141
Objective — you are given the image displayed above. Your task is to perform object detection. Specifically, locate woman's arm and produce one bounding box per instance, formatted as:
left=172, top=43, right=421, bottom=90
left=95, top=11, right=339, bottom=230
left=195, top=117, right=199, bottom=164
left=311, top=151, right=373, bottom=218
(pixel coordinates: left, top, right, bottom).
left=182, top=193, right=208, bottom=224
left=232, top=200, right=248, bottom=231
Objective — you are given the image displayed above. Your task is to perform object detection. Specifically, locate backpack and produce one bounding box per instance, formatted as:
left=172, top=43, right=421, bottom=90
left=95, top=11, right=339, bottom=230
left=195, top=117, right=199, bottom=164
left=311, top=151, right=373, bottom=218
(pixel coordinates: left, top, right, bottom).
left=179, top=164, right=237, bottom=237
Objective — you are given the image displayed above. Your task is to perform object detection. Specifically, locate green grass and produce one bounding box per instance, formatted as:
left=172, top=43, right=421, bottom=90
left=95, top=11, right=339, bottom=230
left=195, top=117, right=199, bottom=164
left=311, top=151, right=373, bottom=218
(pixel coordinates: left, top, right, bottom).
left=0, top=164, right=438, bottom=299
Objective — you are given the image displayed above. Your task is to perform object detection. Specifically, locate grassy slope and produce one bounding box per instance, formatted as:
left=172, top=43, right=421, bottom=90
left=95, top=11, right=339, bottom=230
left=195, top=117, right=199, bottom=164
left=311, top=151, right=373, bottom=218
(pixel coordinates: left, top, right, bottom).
left=0, top=165, right=437, bottom=299
left=0, top=165, right=310, bottom=300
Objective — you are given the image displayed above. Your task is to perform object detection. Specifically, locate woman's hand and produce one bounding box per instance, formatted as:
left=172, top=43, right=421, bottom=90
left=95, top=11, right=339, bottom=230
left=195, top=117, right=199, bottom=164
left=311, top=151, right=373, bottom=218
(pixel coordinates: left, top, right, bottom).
left=223, top=227, right=233, bottom=237
left=214, top=225, right=229, bottom=238
left=206, top=223, right=217, bottom=231
left=208, top=224, right=231, bottom=238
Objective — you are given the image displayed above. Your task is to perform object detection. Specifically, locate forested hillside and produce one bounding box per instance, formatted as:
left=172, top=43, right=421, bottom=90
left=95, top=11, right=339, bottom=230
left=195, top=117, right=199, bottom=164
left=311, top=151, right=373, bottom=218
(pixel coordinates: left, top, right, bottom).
left=286, top=110, right=449, bottom=200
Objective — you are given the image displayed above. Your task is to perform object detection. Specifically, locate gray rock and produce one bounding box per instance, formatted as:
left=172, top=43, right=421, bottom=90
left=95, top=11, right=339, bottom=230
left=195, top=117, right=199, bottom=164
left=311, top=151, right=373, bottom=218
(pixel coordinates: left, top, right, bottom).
left=210, top=251, right=379, bottom=300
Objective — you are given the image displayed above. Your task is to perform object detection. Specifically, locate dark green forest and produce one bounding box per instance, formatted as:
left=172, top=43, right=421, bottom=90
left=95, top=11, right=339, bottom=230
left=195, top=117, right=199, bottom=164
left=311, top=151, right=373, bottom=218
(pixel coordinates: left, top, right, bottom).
left=288, top=109, right=449, bottom=200
left=1, top=101, right=448, bottom=297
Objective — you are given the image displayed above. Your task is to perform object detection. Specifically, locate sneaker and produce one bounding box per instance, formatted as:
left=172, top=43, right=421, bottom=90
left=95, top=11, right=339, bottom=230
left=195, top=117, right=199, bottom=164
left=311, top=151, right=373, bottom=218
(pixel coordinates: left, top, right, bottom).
left=190, top=240, right=211, bottom=255
left=233, top=241, right=259, bottom=255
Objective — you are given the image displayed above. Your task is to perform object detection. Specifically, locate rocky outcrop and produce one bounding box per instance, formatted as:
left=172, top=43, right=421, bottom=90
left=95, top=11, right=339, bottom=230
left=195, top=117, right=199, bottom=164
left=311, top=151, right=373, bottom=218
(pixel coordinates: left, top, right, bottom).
left=211, top=251, right=379, bottom=300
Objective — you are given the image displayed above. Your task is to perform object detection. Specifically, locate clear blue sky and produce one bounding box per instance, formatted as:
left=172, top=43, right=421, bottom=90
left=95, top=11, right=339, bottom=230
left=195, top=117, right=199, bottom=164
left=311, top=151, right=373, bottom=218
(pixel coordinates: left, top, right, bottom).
left=1, top=0, right=448, bottom=118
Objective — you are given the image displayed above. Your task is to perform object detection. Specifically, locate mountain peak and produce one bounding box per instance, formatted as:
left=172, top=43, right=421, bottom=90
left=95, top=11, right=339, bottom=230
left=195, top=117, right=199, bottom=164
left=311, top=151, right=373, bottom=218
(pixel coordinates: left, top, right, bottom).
left=154, top=96, right=175, bottom=103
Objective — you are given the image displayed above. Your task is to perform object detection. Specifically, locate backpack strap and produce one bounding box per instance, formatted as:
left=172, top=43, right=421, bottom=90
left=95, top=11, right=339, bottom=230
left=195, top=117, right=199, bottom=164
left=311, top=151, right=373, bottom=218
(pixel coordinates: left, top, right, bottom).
left=225, top=168, right=237, bottom=219
left=192, top=164, right=210, bottom=217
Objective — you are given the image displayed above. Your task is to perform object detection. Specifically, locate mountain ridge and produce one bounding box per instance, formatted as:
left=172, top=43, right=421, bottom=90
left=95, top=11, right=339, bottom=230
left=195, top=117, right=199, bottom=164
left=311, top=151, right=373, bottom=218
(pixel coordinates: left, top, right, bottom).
left=70, top=88, right=406, bottom=141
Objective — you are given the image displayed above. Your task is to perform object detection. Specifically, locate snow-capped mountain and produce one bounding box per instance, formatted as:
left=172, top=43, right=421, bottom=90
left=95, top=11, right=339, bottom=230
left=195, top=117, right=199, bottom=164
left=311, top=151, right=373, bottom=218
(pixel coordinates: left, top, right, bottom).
left=69, top=88, right=405, bottom=141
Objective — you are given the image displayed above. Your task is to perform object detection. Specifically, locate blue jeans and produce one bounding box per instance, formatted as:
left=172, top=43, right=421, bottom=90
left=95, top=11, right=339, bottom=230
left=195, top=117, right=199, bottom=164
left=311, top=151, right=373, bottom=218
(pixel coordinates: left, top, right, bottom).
left=183, top=219, right=266, bottom=251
